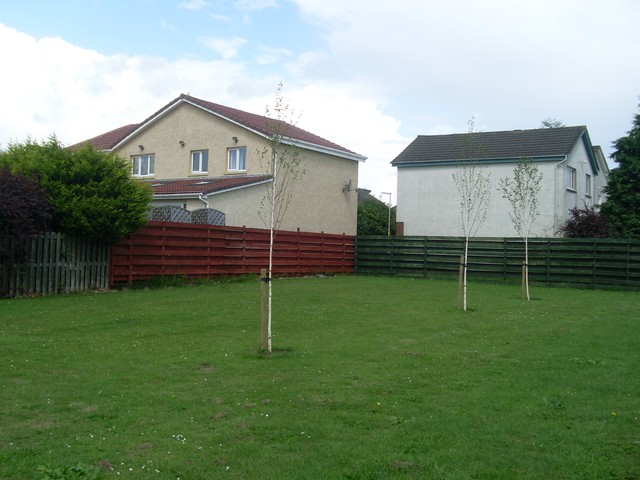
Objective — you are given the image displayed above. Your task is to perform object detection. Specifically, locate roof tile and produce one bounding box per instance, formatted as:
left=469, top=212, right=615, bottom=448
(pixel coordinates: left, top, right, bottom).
left=147, top=175, right=271, bottom=196
left=391, top=126, right=587, bottom=165
left=75, top=94, right=362, bottom=158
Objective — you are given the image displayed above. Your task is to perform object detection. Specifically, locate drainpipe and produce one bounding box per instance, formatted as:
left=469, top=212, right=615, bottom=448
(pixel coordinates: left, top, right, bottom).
left=198, top=193, right=209, bottom=209
left=553, top=156, right=568, bottom=235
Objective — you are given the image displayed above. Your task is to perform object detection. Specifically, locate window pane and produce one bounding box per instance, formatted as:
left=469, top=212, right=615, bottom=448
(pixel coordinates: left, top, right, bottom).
left=192, top=152, right=199, bottom=172
left=133, top=157, right=140, bottom=175
left=142, top=156, right=148, bottom=175
left=239, top=147, right=246, bottom=170
left=202, top=150, right=208, bottom=172
left=149, top=155, right=154, bottom=175
left=566, top=167, right=576, bottom=190
left=229, top=149, right=237, bottom=170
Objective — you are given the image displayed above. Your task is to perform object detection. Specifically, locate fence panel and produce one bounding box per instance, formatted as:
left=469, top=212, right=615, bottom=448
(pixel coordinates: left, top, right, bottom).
left=355, top=236, right=640, bottom=289
left=1, top=233, right=110, bottom=297
left=109, top=222, right=355, bottom=285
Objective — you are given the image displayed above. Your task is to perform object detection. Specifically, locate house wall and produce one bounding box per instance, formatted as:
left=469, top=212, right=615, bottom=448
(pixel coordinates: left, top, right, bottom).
left=114, top=103, right=275, bottom=179
left=202, top=149, right=359, bottom=234
left=396, top=143, right=601, bottom=238
left=114, top=102, right=360, bottom=235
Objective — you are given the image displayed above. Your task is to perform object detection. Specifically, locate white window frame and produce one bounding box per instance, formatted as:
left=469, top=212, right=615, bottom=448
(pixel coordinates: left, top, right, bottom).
left=566, top=166, right=577, bottom=191
left=585, top=173, right=592, bottom=197
left=191, top=150, right=208, bottom=174
left=132, top=154, right=155, bottom=177
left=228, top=147, right=247, bottom=172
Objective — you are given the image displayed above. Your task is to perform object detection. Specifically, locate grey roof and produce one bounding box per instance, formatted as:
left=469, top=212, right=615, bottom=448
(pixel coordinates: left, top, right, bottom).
left=391, top=126, right=589, bottom=166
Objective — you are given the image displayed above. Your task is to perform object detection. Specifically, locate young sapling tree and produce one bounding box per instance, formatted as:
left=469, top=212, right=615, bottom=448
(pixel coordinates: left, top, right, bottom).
left=258, top=84, right=305, bottom=353
left=498, top=158, right=542, bottom=300
left=452, top=119, right=491, bottom=311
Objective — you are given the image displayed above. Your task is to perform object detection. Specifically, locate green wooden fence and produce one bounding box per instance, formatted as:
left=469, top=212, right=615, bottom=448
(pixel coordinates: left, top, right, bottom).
left=355, top=236, right=640, bottom=289
left=1, top=233, right=110, bottom=297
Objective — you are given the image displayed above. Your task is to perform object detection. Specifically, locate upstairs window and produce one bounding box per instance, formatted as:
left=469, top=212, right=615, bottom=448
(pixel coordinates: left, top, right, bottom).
left=192, top=150, right=208, bottom=174
left=228, top=147, right=247, bottom=172
left=566, top=166, right=576, bottom=191
left=585, top=173, right=592, bottom=197
left=132, top=154, right=155, bottom=177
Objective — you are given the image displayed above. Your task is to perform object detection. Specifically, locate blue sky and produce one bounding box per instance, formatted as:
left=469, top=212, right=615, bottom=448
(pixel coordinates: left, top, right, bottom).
left=1, top=0, right=639, bottom=200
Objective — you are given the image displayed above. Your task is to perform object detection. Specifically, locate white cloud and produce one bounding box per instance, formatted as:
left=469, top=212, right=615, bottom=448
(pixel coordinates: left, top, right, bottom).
left=159, top=19, right=178, bottom=32
left=290, top=0, right=640, bottom=156
left=235, top=0, right=278, bottom=11
left=0, top=24, right=246, bottom=145
left=256, top=46, right=292, bottom=65
left=178, top=0, right=211, bottom=11
left=0, top=23, right=404, bottom=197
left=201, top=36, right=247, bottom=59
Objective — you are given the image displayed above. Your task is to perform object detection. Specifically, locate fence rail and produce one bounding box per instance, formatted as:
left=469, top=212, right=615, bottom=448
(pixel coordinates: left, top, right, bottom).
left=110, top=222, right=355, bottom=285
left=356, top=236, right=640, bottom=289
left=1, top=233, right=110, bottom=297
left=5, top=230, right=638, bottom=296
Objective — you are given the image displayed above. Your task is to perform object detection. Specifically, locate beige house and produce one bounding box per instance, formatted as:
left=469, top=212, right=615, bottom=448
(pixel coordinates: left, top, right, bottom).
left=79, top=94, right=366, bottom=235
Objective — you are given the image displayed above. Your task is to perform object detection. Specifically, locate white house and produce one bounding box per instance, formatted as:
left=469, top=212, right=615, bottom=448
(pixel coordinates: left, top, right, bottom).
left=391, top=126, right=608, bottom=237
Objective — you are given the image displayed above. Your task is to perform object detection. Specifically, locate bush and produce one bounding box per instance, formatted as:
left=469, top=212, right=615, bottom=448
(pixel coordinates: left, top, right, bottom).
left=559, top=206, right=610, bottom=237
left=0, top=138, right=152, bottom=244
left=0, top=167, right=51, bottom=261
left=358, top=198, right=395, bottom=236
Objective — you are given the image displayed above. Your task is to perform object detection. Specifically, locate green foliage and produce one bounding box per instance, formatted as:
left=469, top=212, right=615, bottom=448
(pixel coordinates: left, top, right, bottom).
left=498, top=158, right=543, bottom=238
left=0, top=167, right=51, bottom=261
left=35, top=464, right=100, bottom=480
left=600, top=106, right=640, bottom=238
left=0, top=137, right=152, bottom=243
left=258, top=83, right=306, bottom=231
left=559, top=206, right=611, bottom=238
left=357, top=197, right=395, bottom=235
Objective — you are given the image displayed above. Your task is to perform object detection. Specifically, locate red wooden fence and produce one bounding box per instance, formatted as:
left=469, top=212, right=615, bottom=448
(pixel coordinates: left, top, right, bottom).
left=110, top=221, right=355, bottom=286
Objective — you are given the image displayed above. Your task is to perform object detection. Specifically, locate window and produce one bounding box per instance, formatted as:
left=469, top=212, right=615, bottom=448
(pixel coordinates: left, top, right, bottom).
left=566, top=166, right=576, bottom=191
left=228, top=147, right=246, bottom=172
left=132, top=154, right=155, bottom=177
left=191, top=150, right=208, bottom=174
left=585, top=174, right=592, bottom=197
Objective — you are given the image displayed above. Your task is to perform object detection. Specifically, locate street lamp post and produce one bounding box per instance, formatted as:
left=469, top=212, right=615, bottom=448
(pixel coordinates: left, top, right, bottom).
left=381, top=192, right=392, bottom=236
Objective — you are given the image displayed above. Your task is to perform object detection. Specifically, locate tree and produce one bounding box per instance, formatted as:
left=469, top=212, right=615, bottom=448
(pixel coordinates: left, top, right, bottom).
left=0, top=167, right=51, bottom=262
left=600, top=105, right=640, bottom=238
left=258, top=84, right=305, bottom=353
left=498, top=159, right=543, bottom=300
left=452, top=118, right=491, bottom=311
left=357, top=195, right=396, bottom=236
left=0, top=138, right=152, bottom=244
left=559, top=206, right=610, bottom=238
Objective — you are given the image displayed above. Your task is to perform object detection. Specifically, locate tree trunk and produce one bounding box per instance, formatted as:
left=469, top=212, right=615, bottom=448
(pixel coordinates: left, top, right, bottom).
left=524, top=236, right=530, bottom=301
left=463, top=236, right=469, bottom=311
left=266, top=151, right=278, bottom=354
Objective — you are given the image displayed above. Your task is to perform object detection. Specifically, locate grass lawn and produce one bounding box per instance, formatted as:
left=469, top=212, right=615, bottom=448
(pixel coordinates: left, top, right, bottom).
left=1, top=276, right=638, bottom=479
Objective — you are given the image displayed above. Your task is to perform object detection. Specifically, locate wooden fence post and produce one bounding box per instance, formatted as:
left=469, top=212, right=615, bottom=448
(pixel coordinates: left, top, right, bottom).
left=260, top=268, right=268, bottom=351
left=457, top=255, right=464, bottom=310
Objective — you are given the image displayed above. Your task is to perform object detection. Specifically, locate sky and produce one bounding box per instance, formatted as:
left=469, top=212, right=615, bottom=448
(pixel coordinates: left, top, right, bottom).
left=1, top=0, right=639, bottom=202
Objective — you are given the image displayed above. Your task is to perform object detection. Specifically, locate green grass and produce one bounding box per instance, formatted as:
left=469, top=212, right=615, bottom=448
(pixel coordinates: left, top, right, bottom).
left=1, top=276, right=638, bottom=479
